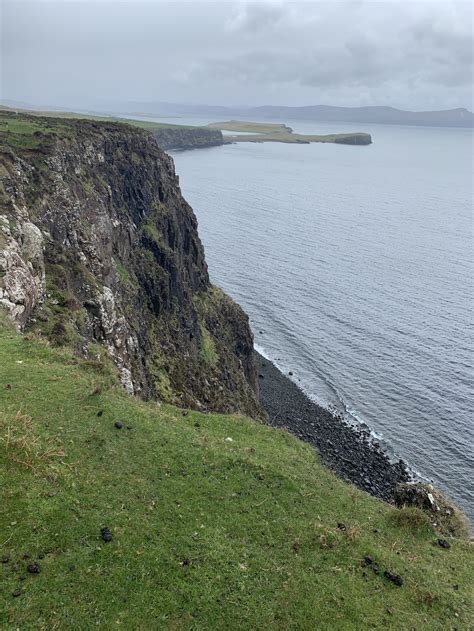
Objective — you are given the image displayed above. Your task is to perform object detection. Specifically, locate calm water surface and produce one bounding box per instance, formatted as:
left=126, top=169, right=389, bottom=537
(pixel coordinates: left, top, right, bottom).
left=168, top=119, right=473, bottom=520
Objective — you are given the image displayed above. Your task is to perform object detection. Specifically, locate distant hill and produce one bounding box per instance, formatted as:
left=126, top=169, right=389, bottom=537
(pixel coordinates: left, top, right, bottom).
left=247, top=105, right=474, bottom=128
left=2, top=99, right=472, bottom=128
left=135, top=102, right=474, bottom=128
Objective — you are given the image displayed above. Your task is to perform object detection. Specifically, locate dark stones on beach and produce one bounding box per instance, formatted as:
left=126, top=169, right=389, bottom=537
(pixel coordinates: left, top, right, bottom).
left=255, top=351, right=411, bottom=502
left=101, top=527, right=113, bottom=542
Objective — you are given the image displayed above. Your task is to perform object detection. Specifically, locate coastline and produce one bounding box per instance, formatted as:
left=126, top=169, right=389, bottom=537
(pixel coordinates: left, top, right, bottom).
left=255, top=351, right=411, bottom=502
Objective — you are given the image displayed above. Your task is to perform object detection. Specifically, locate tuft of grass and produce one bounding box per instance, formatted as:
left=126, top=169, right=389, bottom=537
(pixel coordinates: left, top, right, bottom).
left=0, top=322, right=473, bottom=629
left=198, top=322, right=218, bottom=366
left=389, top=506, right=433, bottom=534
left=1, top=410, right=65, bottom=476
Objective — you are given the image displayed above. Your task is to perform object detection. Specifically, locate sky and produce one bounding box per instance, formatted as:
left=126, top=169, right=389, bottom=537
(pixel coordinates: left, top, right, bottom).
left=1, top=0, right=473, bottom=112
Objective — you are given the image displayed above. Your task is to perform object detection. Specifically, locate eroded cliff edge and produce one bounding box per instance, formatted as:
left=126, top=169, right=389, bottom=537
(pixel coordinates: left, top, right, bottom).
left=150, top=126, right=224, bottom=151
left=0, top=112, right=260, bottom=416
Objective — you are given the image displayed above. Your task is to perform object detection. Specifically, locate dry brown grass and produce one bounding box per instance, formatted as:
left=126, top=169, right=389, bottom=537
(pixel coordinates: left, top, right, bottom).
left=0, top=409, right=65, bottom=475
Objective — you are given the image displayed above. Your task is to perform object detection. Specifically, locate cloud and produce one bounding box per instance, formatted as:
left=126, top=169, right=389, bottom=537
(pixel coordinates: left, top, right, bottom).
left=1, top=0, right=472, bottom=110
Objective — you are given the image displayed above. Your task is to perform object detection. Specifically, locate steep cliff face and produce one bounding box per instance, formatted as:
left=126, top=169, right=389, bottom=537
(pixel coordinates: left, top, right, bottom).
left=151, top=127, right=224, bottom=150
left=0, top=112, right=260, bottom=416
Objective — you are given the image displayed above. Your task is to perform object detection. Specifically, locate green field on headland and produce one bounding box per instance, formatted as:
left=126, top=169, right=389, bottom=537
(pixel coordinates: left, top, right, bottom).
left=0, top=321, right=472, bottom=629
left=208, top=119, right=372, bottom=145
left=0, top=104, right=192, bottom=131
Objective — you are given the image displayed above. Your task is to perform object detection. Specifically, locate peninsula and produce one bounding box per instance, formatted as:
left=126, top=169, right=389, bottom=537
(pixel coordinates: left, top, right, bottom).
left=208, top=120, right=372, bottom=145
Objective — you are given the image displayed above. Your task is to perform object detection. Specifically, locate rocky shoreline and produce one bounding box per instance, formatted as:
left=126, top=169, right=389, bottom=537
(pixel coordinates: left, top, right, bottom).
left=255, top=351, right=412, bottom=502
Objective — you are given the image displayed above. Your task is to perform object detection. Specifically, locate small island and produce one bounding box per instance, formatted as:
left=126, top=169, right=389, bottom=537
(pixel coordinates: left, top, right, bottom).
left=207, top=119, right=372, bottom=145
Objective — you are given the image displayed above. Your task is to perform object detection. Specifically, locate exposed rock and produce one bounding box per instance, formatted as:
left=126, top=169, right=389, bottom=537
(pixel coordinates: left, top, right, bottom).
left=0, top=214, right=45, bottom=327
left=395, top=483, right=439, bottom=511
left=0, top=111, right=260, bottom=417
left=395, top=482, right=469, bottom=538
left=151, top=127, right=224, bottom=151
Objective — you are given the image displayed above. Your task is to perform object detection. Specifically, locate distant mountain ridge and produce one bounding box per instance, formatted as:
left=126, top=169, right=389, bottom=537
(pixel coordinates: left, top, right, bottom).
left=134, top=102, right=474, bottom=128
left=2, top=99, right=472, bottom=128
left=247, top=105, right=474, bottom=128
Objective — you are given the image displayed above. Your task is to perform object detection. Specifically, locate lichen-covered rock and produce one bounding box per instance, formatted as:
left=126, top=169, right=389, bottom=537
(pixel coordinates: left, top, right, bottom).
left=0, top=111, right=260, bottom=417
left=0, top=214, right=45, bottom=327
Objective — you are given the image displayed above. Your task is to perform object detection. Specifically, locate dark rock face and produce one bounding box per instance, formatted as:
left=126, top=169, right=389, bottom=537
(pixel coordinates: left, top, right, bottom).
left=334, top=133, right=372, bottom=145
left=151, top=127, right=224, bottom=151
left=0, top=112, right=260, bottom=416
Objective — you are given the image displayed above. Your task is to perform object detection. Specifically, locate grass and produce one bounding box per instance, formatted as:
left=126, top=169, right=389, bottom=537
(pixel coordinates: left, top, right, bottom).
left=0, top=106, right=195, bottom=132
left=0, top=320, right=472, bottom=629
left=208, top=120, right=372, bottom=145
left=198, top=323, right=218, bottom=367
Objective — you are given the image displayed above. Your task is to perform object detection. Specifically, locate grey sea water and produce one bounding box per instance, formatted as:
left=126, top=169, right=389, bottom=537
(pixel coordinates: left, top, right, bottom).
left=168, top=119, right=473, bottom=521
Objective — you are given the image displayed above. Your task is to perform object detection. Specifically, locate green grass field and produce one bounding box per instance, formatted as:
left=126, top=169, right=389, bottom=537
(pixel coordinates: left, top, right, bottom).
left=0, top=319, right=472, bottom=629
left=0, top=105, right=194, bottom=132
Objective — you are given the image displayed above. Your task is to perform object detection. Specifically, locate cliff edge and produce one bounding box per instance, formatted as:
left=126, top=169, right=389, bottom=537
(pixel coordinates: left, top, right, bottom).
left=151, top=126, right=224, bottom=150
left=0, top=111, right=260, bottom=416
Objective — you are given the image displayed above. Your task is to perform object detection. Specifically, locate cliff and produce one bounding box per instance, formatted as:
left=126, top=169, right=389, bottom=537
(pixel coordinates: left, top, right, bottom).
left=0, top=111, right=260, bottom=416
left=150, top=126, right=224, bottom=150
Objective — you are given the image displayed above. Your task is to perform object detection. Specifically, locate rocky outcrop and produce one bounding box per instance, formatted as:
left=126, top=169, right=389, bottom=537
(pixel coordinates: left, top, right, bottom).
left=333, top=133, right=372, bottom=145
left=0, top=112, right=260, bottom=416
left=151, top=127, right=224, bottom=151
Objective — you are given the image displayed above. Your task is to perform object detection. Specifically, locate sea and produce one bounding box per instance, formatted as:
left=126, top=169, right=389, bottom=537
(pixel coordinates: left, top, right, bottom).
left=137, top=114, right=474, bottom=521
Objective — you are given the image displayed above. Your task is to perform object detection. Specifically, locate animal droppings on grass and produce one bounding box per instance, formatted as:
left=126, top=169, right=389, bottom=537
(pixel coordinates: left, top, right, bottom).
left=1, top=555, right=10, bottom=563
left=114, top=422, right=123, bottom=429
left=101, top=527, right=113, bottom=542
left=384, top=570, right=403, bottom=587
left=97, top=410, right=103, bottom=417
left=27, top=562, right=41, bottom=574
left=436, top=538, right=451, bottom=549
left=12, top=588, right=22, bottom=597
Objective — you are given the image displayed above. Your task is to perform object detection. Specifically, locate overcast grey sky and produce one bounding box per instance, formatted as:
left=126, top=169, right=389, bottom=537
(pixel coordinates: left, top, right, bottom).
left=1, top=0, right=473, bottom=111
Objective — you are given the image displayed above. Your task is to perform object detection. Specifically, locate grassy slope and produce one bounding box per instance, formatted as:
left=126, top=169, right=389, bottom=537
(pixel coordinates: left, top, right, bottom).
left=0, top=322, right=472, bottom=629
left=0, top=106, right=193, bottom=131
left=207, top=120, right=371, bottom=144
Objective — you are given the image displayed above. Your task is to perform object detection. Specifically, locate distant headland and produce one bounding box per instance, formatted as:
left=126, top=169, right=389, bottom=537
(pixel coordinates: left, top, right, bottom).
left=207, top=120, right=372, bottom=145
